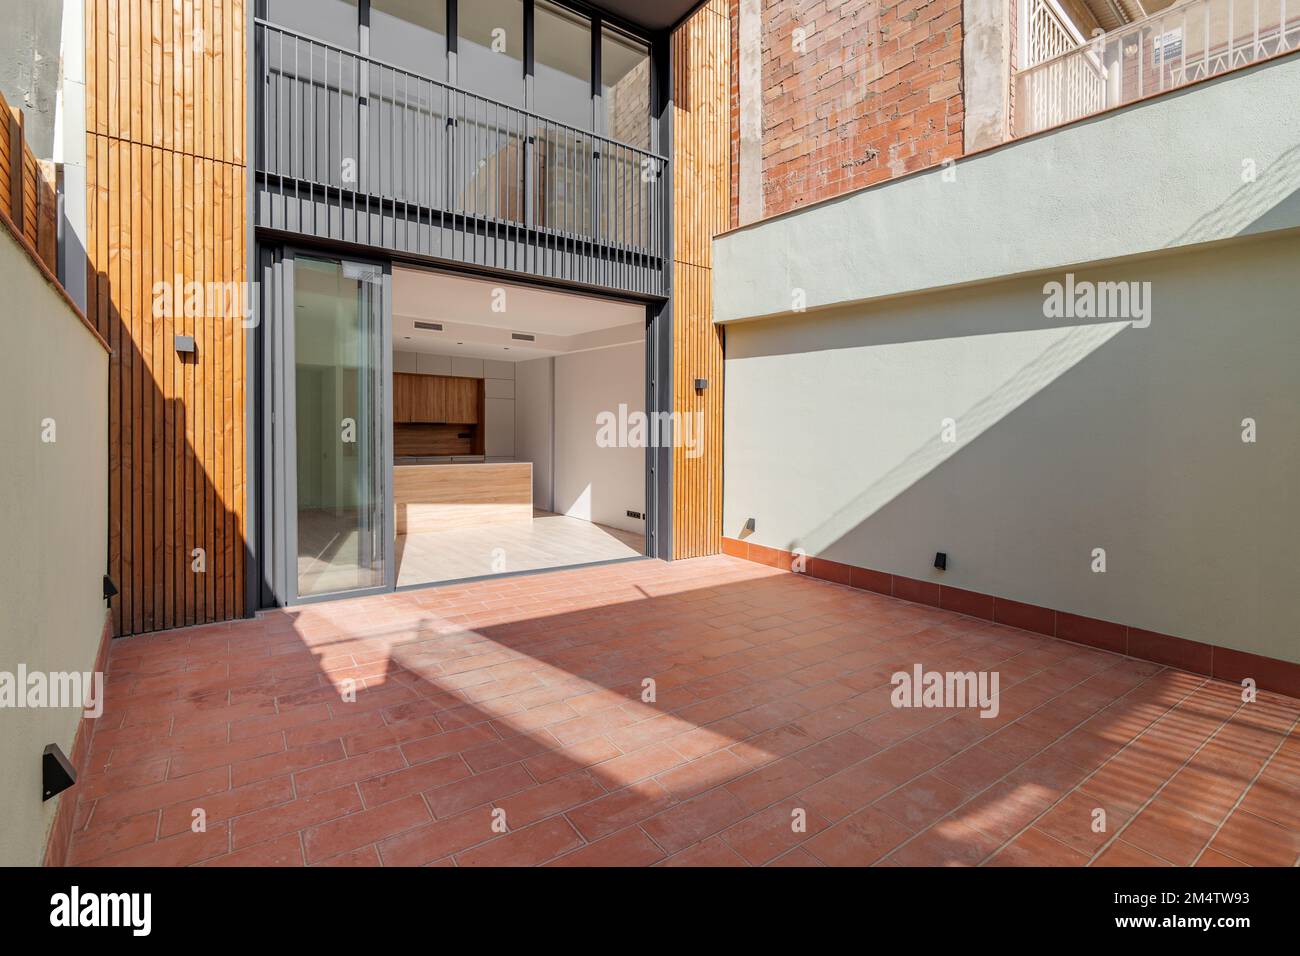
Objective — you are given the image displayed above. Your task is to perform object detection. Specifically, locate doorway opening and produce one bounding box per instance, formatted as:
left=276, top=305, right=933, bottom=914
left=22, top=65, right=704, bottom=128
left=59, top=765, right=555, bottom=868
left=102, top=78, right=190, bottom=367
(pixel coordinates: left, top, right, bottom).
left=257, top=246, right=663, bottom=609
left=390, top=265, right=647, bottom=588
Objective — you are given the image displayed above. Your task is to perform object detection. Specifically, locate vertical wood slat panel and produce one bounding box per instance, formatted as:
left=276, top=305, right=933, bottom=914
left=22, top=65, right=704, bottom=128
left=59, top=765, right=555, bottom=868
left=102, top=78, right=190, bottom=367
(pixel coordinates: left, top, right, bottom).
left=86, top=0, right=247, bottom=636
left=670, top=1, right=730, bottom=559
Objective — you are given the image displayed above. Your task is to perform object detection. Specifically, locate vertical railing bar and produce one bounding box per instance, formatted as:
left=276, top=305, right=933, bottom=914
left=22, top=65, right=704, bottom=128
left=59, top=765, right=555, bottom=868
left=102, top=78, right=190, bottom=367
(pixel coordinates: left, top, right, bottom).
left=1204, top=3, right=1210, bottom=75
left=292, top=34, right=299, bottom=222
left=619, top=145, right=626, bottom=291
left=340, top=46, right=345, bottom=239
left=453, top=90, right=460, bottom=265
left=1228, top=0, right=1234, bottom=70
left=479, top=100, right=485, bottom=266
left=403, top=68, right=410, bottom=249
left=352, top=52, right=358, bottom=243
left=1182, top=8, right=1188, bottom=84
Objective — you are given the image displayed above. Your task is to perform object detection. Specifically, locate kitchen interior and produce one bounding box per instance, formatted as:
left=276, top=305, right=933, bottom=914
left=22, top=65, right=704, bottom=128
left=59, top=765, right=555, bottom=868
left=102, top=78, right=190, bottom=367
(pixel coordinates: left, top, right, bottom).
left=391, top=267, right=647, bottom=587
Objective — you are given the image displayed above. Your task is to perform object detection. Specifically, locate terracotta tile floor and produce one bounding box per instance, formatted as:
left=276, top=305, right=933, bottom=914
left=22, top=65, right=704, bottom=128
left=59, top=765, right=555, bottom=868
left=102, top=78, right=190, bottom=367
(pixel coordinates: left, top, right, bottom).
left=68, top=556, right=1300, bottom=866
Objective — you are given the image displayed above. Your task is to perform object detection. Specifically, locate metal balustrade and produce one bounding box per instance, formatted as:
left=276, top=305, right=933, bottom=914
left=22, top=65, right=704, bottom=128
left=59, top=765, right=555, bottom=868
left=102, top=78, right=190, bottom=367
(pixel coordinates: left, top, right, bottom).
left=255, top=19, right=669, bottom=297
left=1014, top=0, right=1300, bottom=136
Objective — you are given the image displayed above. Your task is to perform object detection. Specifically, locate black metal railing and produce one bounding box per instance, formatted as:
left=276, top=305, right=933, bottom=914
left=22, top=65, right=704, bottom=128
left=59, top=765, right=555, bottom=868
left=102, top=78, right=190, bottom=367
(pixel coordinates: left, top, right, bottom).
left=255, top=19, right=669, bottom=296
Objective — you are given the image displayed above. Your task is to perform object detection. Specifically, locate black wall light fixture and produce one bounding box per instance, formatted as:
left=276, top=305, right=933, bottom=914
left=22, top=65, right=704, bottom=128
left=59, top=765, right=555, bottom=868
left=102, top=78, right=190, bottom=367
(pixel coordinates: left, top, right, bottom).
left=934, top=552, right=947, bottom=571
left=694, top=378, right=708, bottom=391
left=744, top=518, right=756, bottom=532
left=43, top=744, right=77, bottom=802
left=103, top=574, right=118, bottom=600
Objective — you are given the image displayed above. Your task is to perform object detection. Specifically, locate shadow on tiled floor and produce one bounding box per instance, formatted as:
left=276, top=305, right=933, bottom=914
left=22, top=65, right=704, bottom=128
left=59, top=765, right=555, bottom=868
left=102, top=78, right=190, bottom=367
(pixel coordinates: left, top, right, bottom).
left=67, top=556, right=1300, bottom=866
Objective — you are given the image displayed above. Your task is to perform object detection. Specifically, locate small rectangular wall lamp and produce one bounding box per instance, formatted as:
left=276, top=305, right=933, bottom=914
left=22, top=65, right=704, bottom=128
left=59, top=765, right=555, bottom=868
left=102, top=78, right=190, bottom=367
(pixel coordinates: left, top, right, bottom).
left=694, top=378, right=708, bottom=391
left=174, top=334, right=196, bottom=354
left=43, top=744, right=77, bottom=802
left=934, top=552, right=947, bottom=571
left=744, top=518, right=756, bottom=532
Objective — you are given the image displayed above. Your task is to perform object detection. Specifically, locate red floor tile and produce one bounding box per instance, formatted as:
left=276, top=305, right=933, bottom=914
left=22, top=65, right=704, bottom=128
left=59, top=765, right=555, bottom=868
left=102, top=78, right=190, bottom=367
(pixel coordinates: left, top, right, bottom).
left=62, top=555, right=1300, bottom=867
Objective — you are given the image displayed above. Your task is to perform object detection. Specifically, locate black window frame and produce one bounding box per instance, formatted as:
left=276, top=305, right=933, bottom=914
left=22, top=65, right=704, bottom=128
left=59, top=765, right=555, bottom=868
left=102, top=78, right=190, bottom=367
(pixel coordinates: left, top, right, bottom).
left=257, top=0, right=661, bottom=154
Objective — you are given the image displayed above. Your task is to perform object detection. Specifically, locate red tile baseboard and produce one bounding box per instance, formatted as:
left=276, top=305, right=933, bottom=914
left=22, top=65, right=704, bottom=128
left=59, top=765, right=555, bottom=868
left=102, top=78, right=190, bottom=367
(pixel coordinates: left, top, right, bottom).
left=720, top=537, right=1300, bottom=698
left=43, top=611, right=112, bottom=867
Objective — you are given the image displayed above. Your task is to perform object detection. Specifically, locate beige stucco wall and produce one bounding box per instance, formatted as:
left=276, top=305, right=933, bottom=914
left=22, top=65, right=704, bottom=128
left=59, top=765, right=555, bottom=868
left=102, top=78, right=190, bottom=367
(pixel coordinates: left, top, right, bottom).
left=0, top=222, right=108, bottom=865
left=723, top=234, right=1300, bottom=664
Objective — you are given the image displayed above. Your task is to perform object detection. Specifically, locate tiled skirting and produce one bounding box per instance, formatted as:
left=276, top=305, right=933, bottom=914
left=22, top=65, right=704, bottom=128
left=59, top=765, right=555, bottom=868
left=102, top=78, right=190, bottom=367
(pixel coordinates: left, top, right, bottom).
left=721, top=538, right=1300, bottom=698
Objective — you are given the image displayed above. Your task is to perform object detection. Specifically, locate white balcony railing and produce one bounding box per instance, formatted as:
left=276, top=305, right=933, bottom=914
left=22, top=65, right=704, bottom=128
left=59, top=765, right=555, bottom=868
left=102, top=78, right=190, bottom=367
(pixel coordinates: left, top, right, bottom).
left=1014, top=0, right=1300, bottom=136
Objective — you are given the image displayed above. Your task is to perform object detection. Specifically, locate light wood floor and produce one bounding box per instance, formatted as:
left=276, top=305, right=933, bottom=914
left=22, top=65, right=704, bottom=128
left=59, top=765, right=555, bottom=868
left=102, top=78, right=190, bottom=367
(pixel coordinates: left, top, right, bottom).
left=396, top=509, right=645, bottom=587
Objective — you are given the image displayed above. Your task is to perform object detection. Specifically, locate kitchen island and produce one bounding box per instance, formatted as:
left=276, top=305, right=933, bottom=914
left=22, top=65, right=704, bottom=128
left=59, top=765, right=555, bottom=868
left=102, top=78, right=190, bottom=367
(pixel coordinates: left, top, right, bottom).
left=393, top=460, right=533, bottom=534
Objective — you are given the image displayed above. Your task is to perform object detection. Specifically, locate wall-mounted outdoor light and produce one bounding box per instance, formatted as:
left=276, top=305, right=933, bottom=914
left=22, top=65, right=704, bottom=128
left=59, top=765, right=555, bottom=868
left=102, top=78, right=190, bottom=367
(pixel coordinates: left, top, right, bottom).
left=694, top=378, right=708, bottom=391
left=103, top=574, right=118, bottom=600
left=174, top=334, right=196, bottom=354
left=43, top=744, right=76, bottom=802
left=744, top=517, right=756, bottom=532
left=934, top=552, right=947, bottom=571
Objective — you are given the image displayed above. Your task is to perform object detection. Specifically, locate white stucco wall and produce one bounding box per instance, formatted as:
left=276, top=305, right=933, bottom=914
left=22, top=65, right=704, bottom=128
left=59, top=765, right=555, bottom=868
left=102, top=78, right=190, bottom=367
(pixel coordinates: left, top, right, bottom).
left=723, top=234, right=1300, bottom=663
left=714, top=53, right=1300, bottom=324
left=0, top=222, right=109, bottom=865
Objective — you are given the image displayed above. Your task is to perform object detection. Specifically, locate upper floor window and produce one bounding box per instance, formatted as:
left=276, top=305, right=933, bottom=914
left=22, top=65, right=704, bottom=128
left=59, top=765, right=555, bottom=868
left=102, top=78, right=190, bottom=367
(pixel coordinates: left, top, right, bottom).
left=260, top=0, right=654, bottom=148
left=264, top=0, right=359, bottom=50
left=534, top=1, right=593, bottom=130
left=458, top=0, right=525, bottom=108
left=370, top=0, right=448, bottom=79
left=601, top=25, right=651, bottom=151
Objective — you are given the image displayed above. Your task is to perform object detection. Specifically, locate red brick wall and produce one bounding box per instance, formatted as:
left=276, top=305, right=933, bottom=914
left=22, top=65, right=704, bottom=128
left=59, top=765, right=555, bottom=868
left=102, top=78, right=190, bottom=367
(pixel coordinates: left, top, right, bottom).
left=732, top=0, right=965, bottom=222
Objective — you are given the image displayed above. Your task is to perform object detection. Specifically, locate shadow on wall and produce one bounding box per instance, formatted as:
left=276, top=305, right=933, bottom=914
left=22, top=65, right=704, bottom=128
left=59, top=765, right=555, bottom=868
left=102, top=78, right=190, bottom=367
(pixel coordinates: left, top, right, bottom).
left=89, top=269, right=246, bottom=636
left=726, top=234, right=1300, bottom=660
left=1169, top=140, right=1300, bottom=245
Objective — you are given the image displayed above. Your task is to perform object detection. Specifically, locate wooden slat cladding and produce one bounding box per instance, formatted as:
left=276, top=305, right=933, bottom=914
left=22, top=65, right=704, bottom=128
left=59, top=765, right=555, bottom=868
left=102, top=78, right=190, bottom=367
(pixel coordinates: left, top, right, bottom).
left=85, top=0, right=247, bottom=636
left=0, top=89, right=60, bottom=272
left=670, top=1, right=729, bottom=559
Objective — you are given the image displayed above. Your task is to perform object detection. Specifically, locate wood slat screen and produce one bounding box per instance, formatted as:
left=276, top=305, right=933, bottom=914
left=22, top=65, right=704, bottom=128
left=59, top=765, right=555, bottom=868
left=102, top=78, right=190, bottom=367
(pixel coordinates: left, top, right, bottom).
left=670, top=0, right=729, bottom=559
left=0, top=89, right=60, bottom=273
left=85, top=0, right=248, bottom=635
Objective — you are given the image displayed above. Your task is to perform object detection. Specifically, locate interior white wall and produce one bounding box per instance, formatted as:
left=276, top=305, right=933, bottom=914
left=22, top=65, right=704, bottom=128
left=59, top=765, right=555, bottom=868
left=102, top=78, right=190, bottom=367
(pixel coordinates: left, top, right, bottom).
left=514, top=357, right=554, bottom=509
left=554, top=342, right=646, bottom=534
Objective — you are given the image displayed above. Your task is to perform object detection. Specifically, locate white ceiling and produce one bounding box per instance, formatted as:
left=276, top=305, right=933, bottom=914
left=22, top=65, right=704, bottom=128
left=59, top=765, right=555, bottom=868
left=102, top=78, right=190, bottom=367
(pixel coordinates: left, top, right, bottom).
left=392, top=266, right=644, bottom=361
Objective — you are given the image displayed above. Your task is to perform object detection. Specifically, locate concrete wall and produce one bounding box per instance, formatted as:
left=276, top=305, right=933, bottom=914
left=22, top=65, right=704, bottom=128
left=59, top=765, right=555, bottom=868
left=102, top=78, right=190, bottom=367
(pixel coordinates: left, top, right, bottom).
left=0, top=222, right=109, bottom=865
left=0, top=0, right=64, bottom=156
left=723, top=233, right=1300, bottom=664
left=554, top=342, right=646, bottom=534
left=715, top=53, right=1300, bottom=324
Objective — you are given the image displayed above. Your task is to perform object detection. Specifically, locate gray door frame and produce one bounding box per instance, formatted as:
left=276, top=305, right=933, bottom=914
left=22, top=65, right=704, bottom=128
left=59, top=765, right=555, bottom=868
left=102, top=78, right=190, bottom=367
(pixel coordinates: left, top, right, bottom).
left=259, top=243, right=395, bottom=608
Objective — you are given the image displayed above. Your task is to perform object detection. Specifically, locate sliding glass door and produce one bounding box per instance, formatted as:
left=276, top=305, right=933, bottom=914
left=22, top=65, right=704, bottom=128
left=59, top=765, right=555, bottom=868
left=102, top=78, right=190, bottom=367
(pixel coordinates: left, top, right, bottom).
left=261, top=248, right=394, bottom=605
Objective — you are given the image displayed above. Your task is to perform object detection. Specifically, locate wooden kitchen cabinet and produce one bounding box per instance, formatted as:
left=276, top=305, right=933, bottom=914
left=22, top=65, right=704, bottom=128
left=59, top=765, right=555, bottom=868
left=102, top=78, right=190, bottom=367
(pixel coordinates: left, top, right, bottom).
left=447, top=377, right=479, bottom=424
left=393, top=373, right=480, bottom=424
left=393, top=373, right=417, bottom=423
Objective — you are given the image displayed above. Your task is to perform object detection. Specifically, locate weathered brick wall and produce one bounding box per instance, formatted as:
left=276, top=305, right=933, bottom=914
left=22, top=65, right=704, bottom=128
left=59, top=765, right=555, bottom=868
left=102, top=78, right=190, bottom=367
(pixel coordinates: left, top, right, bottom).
left=734, top=0, right=965, bottom=221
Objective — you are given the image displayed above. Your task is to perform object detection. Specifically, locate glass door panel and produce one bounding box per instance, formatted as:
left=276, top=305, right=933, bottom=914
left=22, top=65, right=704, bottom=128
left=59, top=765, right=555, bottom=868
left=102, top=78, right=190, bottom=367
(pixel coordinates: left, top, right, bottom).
left=291, top=256, right=388, bottom=598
